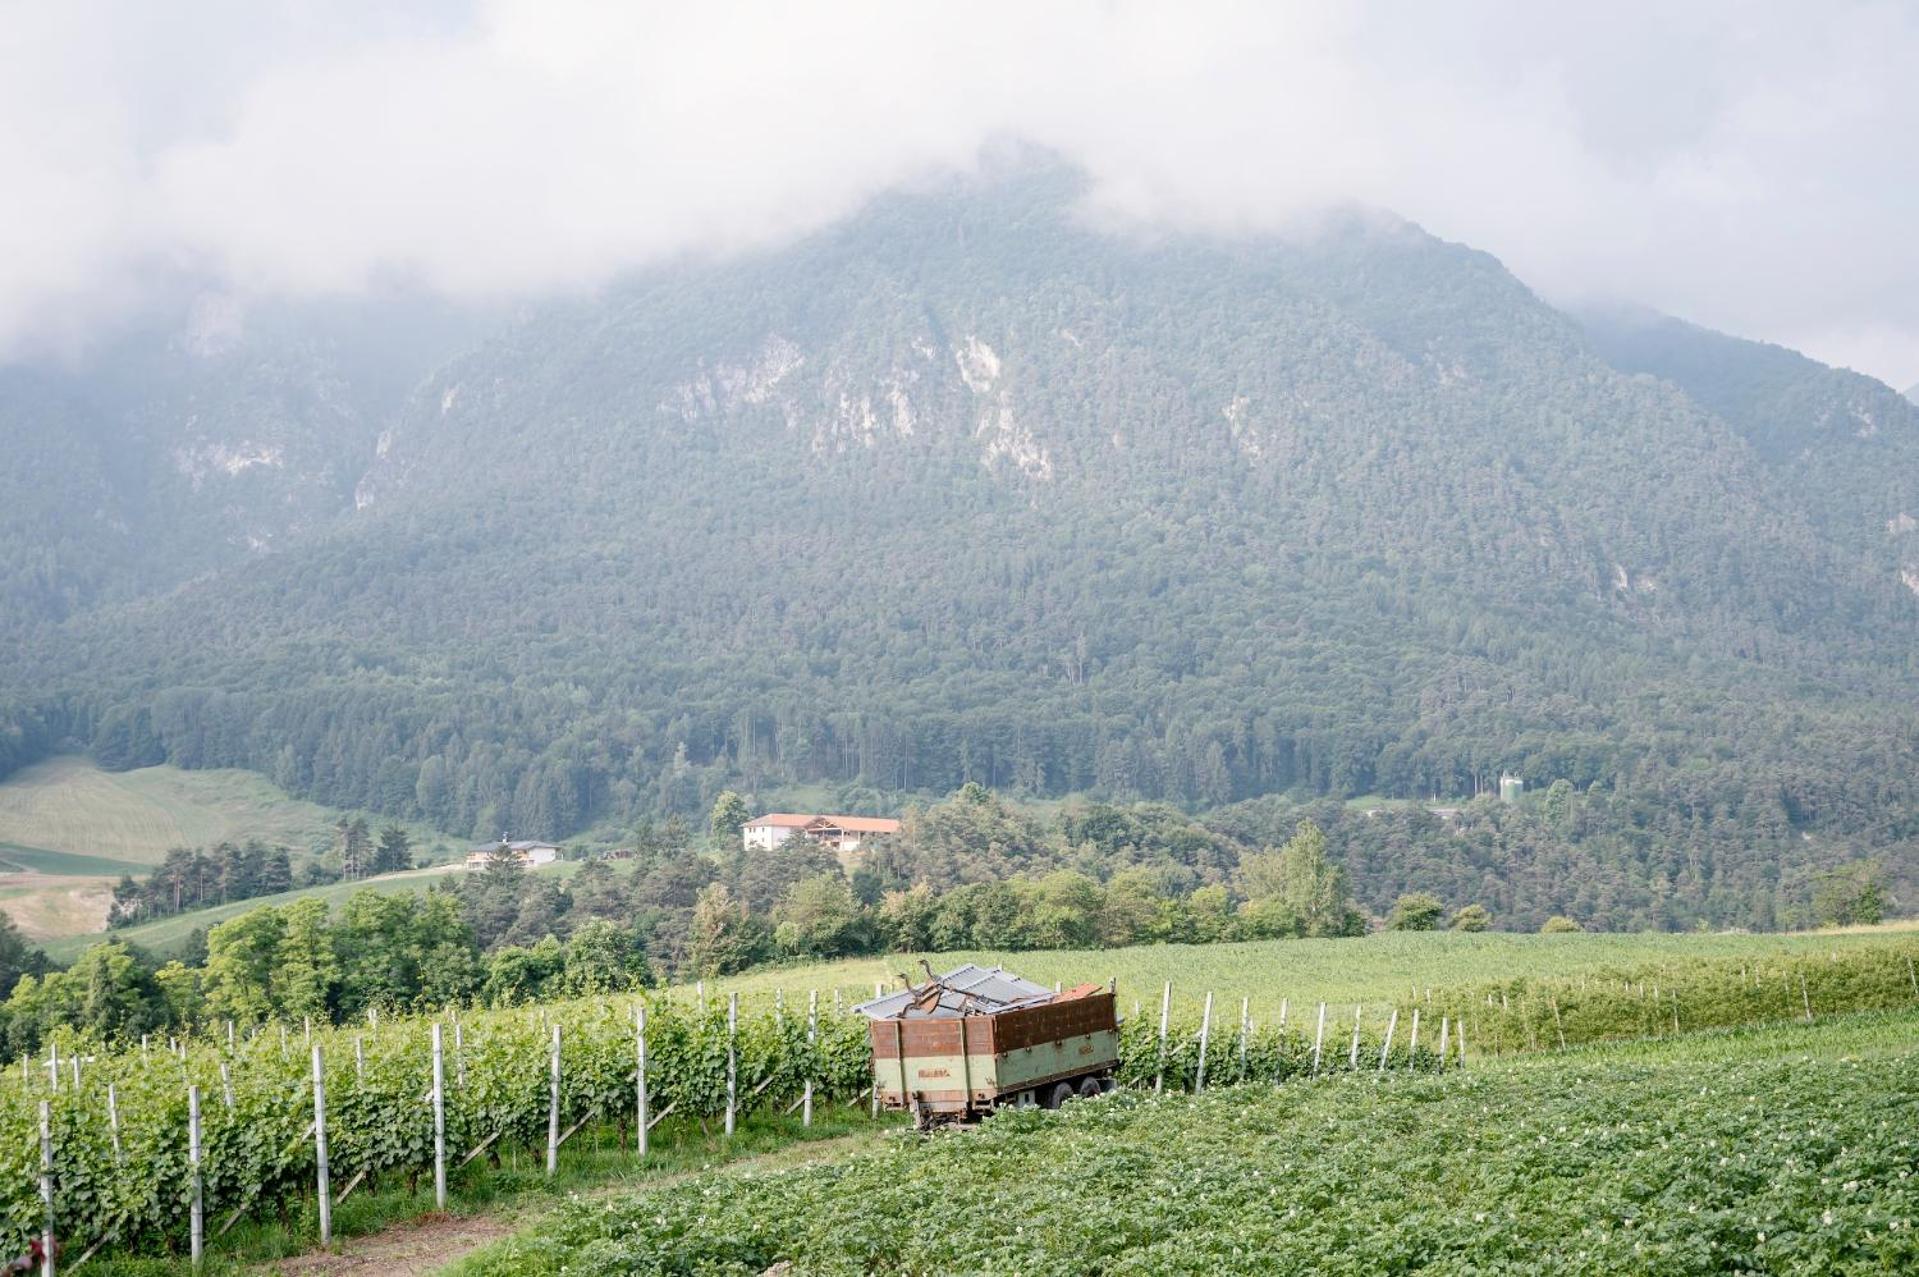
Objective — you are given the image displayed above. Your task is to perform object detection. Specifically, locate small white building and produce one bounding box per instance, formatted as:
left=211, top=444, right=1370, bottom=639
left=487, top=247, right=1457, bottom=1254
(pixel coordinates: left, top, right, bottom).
left=742, top=812, right=901, bottom=853
left=465, top=840, right=563, bottom=871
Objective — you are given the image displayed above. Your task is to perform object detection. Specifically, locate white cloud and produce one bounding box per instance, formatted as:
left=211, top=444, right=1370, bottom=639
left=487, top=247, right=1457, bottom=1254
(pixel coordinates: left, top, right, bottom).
left=2, top=0, right=1917, bottom=385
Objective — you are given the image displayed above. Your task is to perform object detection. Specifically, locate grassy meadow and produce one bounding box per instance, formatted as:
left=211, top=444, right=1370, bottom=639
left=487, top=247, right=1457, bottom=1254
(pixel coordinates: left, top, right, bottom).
left=0, top=756, right=464, bottom=948
left=676, top=921, right=1919, bottom=1020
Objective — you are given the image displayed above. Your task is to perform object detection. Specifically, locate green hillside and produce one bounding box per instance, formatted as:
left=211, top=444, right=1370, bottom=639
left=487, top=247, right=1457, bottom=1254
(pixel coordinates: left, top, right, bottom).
left=0, top=756, right=452, bottom=865
left=37, top=861, right=581, bottom=964
left=675, top=922, right=1919, bottom=1017
left=2, top=166, right=1918, bottom=929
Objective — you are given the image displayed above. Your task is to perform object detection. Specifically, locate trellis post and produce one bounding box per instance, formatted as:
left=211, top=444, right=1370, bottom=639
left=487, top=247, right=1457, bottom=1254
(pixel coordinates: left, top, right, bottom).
left=803, top=989, right=817, bottom=1128
left=184, top=1086, right=209, bottom=1267
left=725, top=991, right=739, bottom=1138
left=1311, top=1002, right=1327, bottom=1076
left=107, top=1082, right=122, bottom=1158
left=1406, top=1008, right=1420, bottom=1071
left=1237, top=997, right=1250, bottom=1080
left=546, top=1025, right=561, bottom=1175
left=312, top=1045, right=331, bottom=1246
left=1194, top=992, right=1213, bottom=1093
left=635, top=1004, right=649, bottom=1159
left=1154, top=981, right=1172, bottom=1095
left=1436, top=1016, right=1449, bottom=1073
left=1377, top=1007, right=1398, bottom=1073
left=432, top=1023, right=447, bottom=1210
left=1348, top=1006, right=1363, bottom=1071
left=40, top=1099, right=55, bottom=1277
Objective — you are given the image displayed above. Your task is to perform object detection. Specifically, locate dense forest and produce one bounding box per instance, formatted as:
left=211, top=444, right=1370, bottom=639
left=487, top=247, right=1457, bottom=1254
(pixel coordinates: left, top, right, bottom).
left=2, top=165, right=1917, bottom=923
left=0, top=784, right=1891, bottom=1053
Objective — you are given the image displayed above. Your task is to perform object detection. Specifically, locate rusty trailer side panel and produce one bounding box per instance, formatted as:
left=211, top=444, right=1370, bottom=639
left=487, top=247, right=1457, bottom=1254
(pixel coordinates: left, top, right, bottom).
left=869, top=991, right=1119, bottom=1115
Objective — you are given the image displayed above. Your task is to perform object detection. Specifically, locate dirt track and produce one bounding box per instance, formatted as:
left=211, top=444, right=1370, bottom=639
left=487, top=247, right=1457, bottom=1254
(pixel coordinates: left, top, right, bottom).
left=250, top=1131, right=877, bottom=1276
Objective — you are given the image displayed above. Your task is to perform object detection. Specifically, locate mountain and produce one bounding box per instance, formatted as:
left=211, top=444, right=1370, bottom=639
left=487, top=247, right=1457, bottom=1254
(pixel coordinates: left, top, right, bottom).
left=1906, top=381, right=1919, bottom=405
left=3, top=165, right=1916, bottom=927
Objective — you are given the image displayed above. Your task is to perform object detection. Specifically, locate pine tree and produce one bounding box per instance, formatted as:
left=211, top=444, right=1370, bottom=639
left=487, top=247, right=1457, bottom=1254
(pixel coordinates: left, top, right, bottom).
left=373, top=825, right=413, bottom=874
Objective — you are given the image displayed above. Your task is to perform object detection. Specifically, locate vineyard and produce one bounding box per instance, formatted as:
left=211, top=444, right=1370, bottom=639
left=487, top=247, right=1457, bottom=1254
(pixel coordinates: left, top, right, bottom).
left=3, top=938, right=1917, bottom=1269
left=458, top=1009, right=1919, bottom=1275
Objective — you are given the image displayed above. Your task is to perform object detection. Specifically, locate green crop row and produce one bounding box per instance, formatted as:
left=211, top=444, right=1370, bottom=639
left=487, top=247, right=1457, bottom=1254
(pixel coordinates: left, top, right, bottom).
left=457, top=1009, right=1919, bottom=1275
left=0, top=995, right=871, bottom=1262
left=4, top=940, right=1916, bottom=1264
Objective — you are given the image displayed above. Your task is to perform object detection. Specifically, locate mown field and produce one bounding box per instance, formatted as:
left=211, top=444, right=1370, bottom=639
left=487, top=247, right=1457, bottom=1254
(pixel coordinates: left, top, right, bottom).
left=459, top=1009, right=1919, bottom=1276
left=0, top=756, right=464, bottom=948
left=682, top=922, right=1919, bottom=1019
left=0, top=756, right=460, bottom=865
left=35, top=861, right=580, bottom=963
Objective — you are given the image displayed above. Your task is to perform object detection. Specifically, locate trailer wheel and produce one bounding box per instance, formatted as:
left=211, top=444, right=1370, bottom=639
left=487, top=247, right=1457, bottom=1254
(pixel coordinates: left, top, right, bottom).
left=1077, top=1077, right=1103, bottom=1100
left=1043, top=1082, right=1075, bottom=1110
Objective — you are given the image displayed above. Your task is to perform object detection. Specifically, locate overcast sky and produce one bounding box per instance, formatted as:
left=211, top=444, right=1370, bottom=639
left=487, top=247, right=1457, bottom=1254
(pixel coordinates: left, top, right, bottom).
left=5, top=1, right=1917, bottom=387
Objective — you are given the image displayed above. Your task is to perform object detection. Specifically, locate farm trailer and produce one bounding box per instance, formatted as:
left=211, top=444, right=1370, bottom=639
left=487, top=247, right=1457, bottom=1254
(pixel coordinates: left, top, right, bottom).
left=856, top=963, right=1119, bottom=1128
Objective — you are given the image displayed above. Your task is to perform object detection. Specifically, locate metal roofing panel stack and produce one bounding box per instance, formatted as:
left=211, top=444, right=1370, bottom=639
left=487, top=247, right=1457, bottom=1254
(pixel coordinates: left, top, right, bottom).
left=854, top=964, right=1055, bottom=1019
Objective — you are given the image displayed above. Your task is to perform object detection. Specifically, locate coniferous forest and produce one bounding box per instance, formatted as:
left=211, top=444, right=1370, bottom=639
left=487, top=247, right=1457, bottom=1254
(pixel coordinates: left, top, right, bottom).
left=2, top=166, right=1917, bottom=934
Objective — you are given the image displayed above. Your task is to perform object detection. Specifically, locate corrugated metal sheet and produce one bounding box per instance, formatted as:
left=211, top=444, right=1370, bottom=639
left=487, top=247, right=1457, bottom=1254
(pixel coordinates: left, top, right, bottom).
left=854, top=964, right=1056, bottom=1019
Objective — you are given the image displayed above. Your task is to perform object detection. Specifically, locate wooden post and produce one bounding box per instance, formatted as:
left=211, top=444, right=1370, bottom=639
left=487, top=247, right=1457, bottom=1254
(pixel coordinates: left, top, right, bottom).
left=1406, top=1008, right=1420, bottom=1071
left=1194, top=992, right=1213, bottom=1094
left=1311, top=1002, right=1327, bottom=1076
left=635, top=1004, right=649, bottom=1159
left=187, top=1086, right=205, bottom=1267
left=312, top=1045, right=331, bottom=1246
left=431, top=1023, right=447, bottom=1210
left=107, top=1082, right=122, bottom=1158
left=1377, top=1007, right=1398, bottom=1073
left=1154, top=982, right=1172, bottom=1095
left=803, top=990, right=817, bottom=1128
left=1347, top=1006, right=1362, bottom=1071
left=725, top=992, right=738, bottom=1138
left=39, top=1100, right=55, bottom=1277
left=546, top=1025, right=561, bottom=1175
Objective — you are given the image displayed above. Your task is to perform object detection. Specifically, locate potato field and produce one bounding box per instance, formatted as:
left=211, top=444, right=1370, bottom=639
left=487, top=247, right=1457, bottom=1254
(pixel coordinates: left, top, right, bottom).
left=459, top=1010, right=1919, bottom=1275
left=4, top=938, right=1916, bottom=1269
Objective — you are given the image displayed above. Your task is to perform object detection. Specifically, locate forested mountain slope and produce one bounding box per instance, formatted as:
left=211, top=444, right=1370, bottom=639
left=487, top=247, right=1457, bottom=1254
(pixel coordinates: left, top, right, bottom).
left=3, top=168, right=1916, bottom=925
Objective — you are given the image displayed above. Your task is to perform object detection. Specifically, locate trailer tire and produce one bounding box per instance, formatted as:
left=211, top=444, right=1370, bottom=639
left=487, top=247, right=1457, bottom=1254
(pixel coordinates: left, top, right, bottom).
left=1043, top=1082, right=1075, bottom=1110
left=1078, top=1077, right=1103, bottom=1101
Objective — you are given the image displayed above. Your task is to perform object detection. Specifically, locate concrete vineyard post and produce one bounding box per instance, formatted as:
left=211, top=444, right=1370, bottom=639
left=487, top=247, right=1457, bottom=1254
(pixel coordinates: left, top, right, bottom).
left=107, top=1082, right=121, bottom=1158
left=1406, top=1008, right=1420, bottom=1071
left=354, top=1035, right=364, bottom=1084
left=1278, top=997, right=1289, bottom=1030
left=1195, top=991, right=1213, bottom=1093
left=803, top=989, right=817, bottom=1128
left=1907, top=954, right=1917, bottom=999
left=635, top=1004, right=649, bottom=1159
left=39, top=1099, right=54, bottom=1277
left=312, top=1045, right=331, bottom=1246
left=1237, top=997, right=1250, bottom=1080
left=546, top=1025, right=561, bottom=1175
left=725, top=992, right=739, bottom=1138
left=1437, top=1017, right=1449, bottom=1073
left=455, top=1021, right=466, bottom=1089
left=1311, top=1002, right=1327, bottom=1076
left=776, top=988, right=784, bottom=1026
left=47, top=1041, right=56, bottom=1092
left=1377, top=1007, right=1397, bottom=1073
left=1802, top=971, right=1813, bottom=1022
left=432, top=1023, right=447, bottom=1210
left=1155, top=982, right=1172, bottom=1095
left=219, top=1060, right=233, bottom=1109
left=187, top=1087, right=203, bottom=1269
left=1348, top=1006, right=1362, bottom=1071
left=696, top=980, right=705, bottom=1008
left=1457, top=1018, right=1468, bottom=1068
